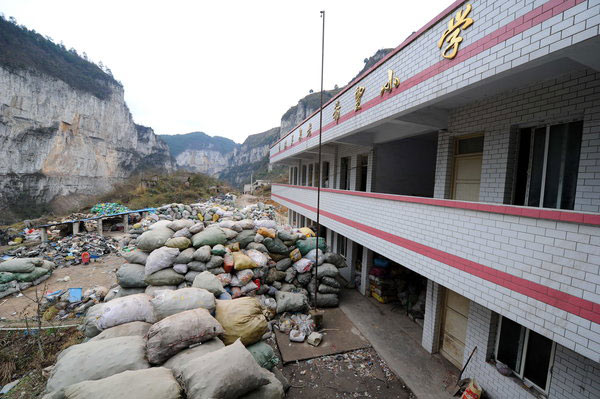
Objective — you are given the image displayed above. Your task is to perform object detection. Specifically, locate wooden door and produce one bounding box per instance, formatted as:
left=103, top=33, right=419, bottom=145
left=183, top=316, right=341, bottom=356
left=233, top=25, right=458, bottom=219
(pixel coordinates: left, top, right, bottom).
left=440, top=289, right=470, bottom=368
left=452, top=155, right=482, bottom=201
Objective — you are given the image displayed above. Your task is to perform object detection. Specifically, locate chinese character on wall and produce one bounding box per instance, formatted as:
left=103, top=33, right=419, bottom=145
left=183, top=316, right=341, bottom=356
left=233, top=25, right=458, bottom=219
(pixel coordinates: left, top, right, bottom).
left=355, top=86, right=366, bottom=111
left=380, top=70, right=400, bottom=96
left=307, top=123, right=312, bottom=136
left=438, top=4, right=474, bottom=59
left=333, top=101, right=341, bottom=123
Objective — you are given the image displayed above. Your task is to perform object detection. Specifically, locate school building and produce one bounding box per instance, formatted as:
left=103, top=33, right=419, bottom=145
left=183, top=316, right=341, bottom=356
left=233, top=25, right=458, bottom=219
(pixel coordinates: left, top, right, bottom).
left=269, top=0, right=600, bottom=397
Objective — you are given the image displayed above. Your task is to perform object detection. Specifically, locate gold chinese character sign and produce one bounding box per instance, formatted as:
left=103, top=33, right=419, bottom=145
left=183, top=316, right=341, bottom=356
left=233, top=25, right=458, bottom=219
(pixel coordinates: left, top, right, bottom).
left=333, top=101, right=341, bottom=123
left=380, top=70, right=400, bottom=96
left=355, top=86, right=365, bottom=111
left=438, top=4, right=474, bottom=59
left=307, top=123, right=312, bottom=136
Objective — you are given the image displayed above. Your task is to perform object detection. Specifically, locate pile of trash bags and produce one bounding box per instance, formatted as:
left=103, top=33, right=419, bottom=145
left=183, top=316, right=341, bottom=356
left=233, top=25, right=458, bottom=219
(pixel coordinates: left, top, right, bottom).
left=152, top=200, right=276, bottom=223
left=0, top=258, right=55, bottom=299
left=44, top=292, right=287, bottom=398
left=114, top=214, right=347, bottom=313
left=4, top=233, right=119, bottom=268
left=90, top=202, right=131, bottom=216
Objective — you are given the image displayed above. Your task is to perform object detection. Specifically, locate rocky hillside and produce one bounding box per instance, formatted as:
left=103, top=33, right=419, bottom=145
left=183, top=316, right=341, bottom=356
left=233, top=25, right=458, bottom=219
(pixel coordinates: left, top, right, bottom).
left=164, top=48, right=394, bottom=188
left=160, top=127, right=283, bottom=188
left=159, top=132, right=237, bottom=175
left=0, top=16, right=171, bottom=223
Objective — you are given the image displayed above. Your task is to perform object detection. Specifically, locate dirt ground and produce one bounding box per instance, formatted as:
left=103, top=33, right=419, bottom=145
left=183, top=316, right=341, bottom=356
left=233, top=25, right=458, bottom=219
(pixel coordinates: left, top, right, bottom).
left=0, top=254, right=122, bottom=324
left=278, top=347, right=414, bottom=399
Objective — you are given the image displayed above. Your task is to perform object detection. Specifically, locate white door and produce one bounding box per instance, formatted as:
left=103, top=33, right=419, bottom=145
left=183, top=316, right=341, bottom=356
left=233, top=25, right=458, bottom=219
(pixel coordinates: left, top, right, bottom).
left=453, top=155, right=482, bottom=201
left=440, top=289, right=470, bottom=368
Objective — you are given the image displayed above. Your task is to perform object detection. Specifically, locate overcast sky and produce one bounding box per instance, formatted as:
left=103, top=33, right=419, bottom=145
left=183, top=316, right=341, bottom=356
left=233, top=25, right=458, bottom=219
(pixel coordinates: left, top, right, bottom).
left=1, top=0, right=450, bottom=143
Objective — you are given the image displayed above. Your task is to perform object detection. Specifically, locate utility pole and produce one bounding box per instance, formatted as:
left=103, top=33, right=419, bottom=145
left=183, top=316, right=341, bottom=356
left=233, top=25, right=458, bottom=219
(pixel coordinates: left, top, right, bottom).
left=314, top=10, right=325, bottom=310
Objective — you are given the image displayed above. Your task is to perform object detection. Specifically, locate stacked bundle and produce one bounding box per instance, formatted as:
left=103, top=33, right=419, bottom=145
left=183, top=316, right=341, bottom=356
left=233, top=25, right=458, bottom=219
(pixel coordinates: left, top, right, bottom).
left=153, top=201, right=276, bottom=223
left=114, top=216, right=347, bottom=310
left=90, top=202, right=131, bottom=216
left=44, top=291, right=286, bottom=398
left=0, top=258, right=55, bottom=299
left=368, top=257, right=396, bottom=303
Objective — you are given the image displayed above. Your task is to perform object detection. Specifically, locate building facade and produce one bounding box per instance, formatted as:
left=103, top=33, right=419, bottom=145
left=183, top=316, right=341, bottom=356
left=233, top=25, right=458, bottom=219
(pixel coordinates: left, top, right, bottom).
left=269, top=0, right=600, bottom=398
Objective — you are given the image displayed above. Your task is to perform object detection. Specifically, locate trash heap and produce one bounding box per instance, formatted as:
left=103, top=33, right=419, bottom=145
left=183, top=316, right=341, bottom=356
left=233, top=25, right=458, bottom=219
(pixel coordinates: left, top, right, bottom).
left=0, top=258, right=55, bottom=299
left=41, top=286, right=108, bottom=321
left=3, top=233, right=119, bottom=268
left=44, top=290, right=288, bottom=398
left=114, top=217, right=347, bottom=316
left=152, top=201, right=276, bottom=222
left=90, top=202, right=131, bottom=216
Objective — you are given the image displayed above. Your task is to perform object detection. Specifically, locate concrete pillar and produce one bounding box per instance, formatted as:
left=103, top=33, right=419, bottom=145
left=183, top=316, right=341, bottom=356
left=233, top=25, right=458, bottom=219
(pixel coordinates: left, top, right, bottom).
left=343, top=240, right=356, bottom=287
left=123, top=214, right=129, bottom=233
left=359, top=248, right=373, bottom=296
left=72, top=222, right=79, bottom=235
left=97, top=218, right=103, bottom=236
left=422, top=280, right=444, bottom=354
left=41, top=227, right=48, bottom=243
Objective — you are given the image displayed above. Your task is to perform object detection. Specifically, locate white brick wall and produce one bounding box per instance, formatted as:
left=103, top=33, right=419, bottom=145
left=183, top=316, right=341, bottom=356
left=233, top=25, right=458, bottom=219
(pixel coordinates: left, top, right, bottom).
left=463, top=302, right=537, bottom=399
left=462, top=301, right=600, bottom=399
left=549, top=343, right=600, bottom=398
left=271, top=0, right=600, bottom=164
left=437, top=68, right=600, bottom=209
left=272, top=184, right=600, bottom=362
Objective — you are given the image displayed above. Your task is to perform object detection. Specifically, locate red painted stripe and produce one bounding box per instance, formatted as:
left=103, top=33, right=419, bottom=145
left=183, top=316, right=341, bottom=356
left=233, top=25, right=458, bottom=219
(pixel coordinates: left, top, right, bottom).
left=270, top=0, right=467, bottom=150
left=272, top=192, right=600, bottom=324
left=271, top=0, right=586, bottom=159
left=272, top=183, right=600, bottom=226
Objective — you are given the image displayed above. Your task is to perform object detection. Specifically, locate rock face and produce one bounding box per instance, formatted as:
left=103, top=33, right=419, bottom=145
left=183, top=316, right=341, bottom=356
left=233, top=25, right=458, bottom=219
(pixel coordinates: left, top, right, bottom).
left=0, top=67, right=172, bottom=223
left=162, top=128, right=281, bottom=188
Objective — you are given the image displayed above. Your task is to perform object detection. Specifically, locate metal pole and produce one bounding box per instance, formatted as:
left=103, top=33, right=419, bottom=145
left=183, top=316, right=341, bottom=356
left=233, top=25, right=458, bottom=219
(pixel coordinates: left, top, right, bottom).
left=314, top=10, right=325, bottom=309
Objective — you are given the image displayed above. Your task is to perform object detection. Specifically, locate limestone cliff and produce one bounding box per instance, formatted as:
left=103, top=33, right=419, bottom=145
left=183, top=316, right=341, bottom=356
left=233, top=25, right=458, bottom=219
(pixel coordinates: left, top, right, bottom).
left=159, top=132, right=236, bottom=176
left=0, top=67, right=172, bottom=223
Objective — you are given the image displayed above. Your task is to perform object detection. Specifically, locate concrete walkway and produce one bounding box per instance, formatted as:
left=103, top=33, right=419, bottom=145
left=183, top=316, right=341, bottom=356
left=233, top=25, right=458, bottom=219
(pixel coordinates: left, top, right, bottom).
left=339, top=288, right=459, bottom=399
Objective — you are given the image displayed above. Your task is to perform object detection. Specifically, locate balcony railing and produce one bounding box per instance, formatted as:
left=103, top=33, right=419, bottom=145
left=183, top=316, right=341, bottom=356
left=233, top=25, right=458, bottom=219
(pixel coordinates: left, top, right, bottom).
left=272, top=183, right=600, bottom=361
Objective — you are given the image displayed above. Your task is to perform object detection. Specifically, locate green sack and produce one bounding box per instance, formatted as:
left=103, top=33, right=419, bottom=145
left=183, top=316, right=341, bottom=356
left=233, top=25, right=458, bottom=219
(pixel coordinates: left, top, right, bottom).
left=233, top=230, right=256, bottom=249
left=246, top=341, right=279, bottom=370
left=0, top=257, right=42, bottom=273
left=13, top=267, right=50, bottom=282
left=0, top=272, right=16, bottom=284
left=191, top=228, right=227, bottom=247
left=296, top=237, right=326, bottom=256
left=144, top=268, right=185, bottom=286
left=263, top=238, right=288, bottom=255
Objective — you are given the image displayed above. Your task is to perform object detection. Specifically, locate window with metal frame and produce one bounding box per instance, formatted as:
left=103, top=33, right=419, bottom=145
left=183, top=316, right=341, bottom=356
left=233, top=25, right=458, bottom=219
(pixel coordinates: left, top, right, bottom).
left=308, top=164, right=314, bottom=187
left=513, top=121, right=582, bottom=210
left=339, top=157, right=350, bottom=190
left=337, top=234, right=347, bottom=257
left=322, top=161, right=330, bottom=188
left=495, top=316, right=555, bottom=394
left=301, top=165, right=307, bottom=186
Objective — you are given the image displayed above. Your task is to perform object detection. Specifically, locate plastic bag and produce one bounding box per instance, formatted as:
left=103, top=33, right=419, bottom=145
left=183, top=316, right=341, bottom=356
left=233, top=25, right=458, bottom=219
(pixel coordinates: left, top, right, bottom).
left=237, top=269, right=255, bottom=285
left=461, top=379, right=482, bottom=399
left=293, top=258, right=313, bottom=273
left=233, top=252, right=257, bottom=270
left=245, top=249, right=268, bottom=268
left=215, top=297, right=268, bottom=345
left=216, top=273, right=232, bottom=286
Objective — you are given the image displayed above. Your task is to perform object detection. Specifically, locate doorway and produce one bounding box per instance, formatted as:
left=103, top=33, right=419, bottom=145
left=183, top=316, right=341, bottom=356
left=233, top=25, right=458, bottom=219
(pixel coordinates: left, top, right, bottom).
left=439, top=289, right=470, bottom=368
left=452, top=135, right=483, bottom=201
